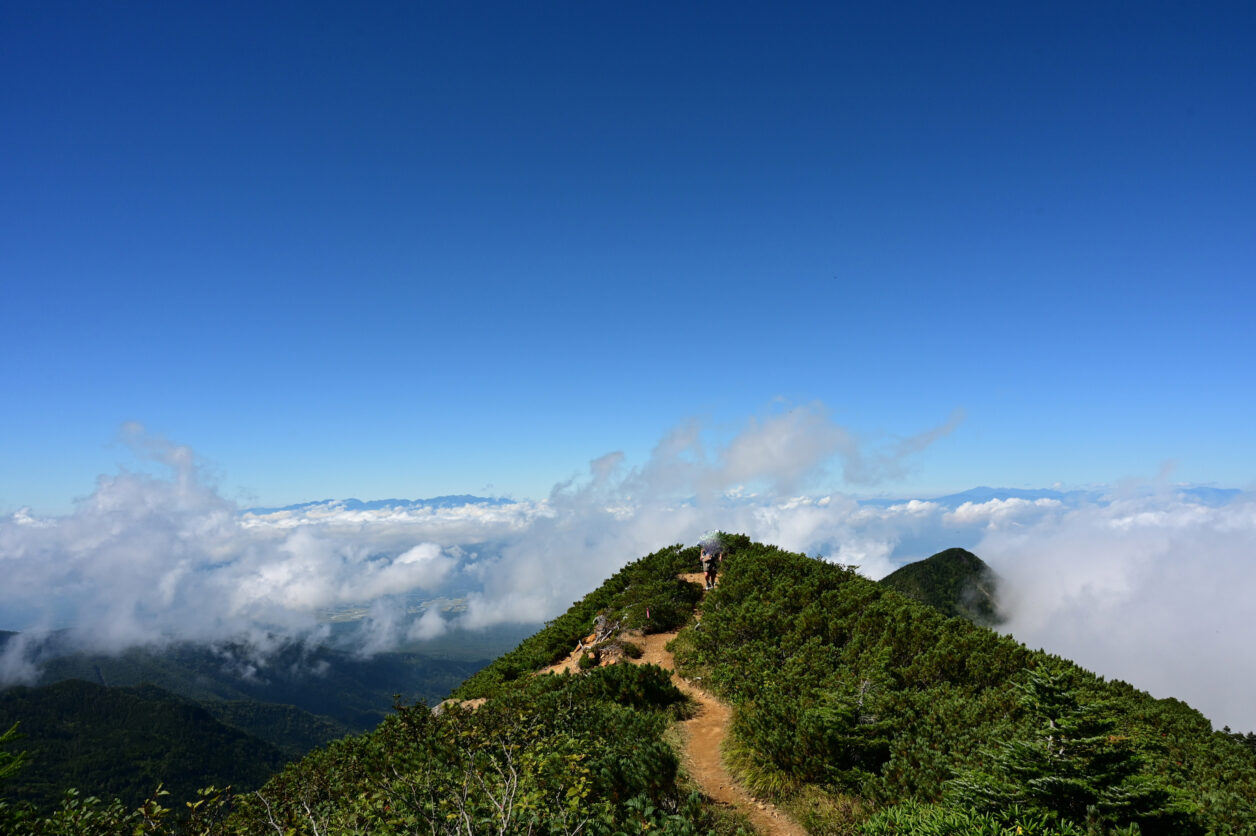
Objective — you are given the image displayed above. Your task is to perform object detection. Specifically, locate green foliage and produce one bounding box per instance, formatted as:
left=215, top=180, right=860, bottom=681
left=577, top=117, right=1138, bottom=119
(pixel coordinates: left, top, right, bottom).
left=1, top=788, right=142, bottom=836
left=949, top=666, right=1198, bottom=834
left=783, top=784, right=870, bottom=836
left=878, top=547, right=1003, bottom=626
left=455, top=543, right=703, bottom=698
left=730, top=678, right=892, bottom=795
left=226, top=664, right=714, bottom=835
left=0, top=680, right=283, bottom=812
left=674, top=542, right=1029, bottom=802
left=0, top=784, right=235, bottom=836
left=860, top=800, right=1089, bottom=835
left=196, top=698, right=352, bottom=760
left=1223, top=726, right=1256, bottom=757
left=8, top=535, right=1256, bottom=835
left=574, top=663, right=686, bottom=715
left=1, top=722, right=27, bottom=786
left=33, top=638, right=484, bottom=733
left=672, top=540, right=1255, bottom=834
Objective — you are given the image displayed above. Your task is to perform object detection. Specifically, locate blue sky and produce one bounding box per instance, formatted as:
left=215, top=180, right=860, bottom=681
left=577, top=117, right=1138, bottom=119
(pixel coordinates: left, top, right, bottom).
left=3, top=1, right=1254, bottom=514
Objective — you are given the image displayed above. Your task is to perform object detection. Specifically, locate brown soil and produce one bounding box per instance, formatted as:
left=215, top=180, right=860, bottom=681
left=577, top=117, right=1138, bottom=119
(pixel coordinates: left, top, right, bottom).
left=540, top=571, right=806, bottom=835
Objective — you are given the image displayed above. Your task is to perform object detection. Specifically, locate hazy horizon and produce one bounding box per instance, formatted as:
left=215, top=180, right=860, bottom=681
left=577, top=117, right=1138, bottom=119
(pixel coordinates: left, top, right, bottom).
left=4, top=423, right=1255, bottom=734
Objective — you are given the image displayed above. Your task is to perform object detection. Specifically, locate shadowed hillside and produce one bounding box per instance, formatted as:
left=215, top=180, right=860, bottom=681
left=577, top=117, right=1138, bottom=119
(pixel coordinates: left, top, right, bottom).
left=0, top=680, right=284, bottom=811
left=14, top=638, right=489, bottom=735
left=878, top=547, right=1003, bottom=626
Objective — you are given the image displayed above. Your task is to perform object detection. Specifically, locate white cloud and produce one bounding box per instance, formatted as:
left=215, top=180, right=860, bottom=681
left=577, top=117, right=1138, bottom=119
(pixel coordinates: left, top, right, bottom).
left=946, top=497, right=1063, bottom=526
left=408, top=608, right=448, bottom=642
left=0, top=431, right=466, bottom=663
left=719, top=407, right=853, bottom=492
left=978, top=495, right=1256, bottom=732
left=4, top=415, right=1254, bottom=732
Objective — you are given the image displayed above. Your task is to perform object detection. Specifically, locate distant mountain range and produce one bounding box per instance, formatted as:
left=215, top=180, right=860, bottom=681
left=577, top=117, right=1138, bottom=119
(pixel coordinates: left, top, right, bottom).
left=242, top=486, right=1243, bottom=517
left=244, top=495, right=517, bottom=515
left=857, top=484, right=1241, bottom=509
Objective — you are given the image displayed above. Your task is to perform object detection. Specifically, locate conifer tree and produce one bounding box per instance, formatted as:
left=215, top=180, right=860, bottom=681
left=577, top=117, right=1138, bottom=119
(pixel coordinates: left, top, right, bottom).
left=0, top=723, right=25, bottom=785
left=949, top=666, right=1197, bottom=834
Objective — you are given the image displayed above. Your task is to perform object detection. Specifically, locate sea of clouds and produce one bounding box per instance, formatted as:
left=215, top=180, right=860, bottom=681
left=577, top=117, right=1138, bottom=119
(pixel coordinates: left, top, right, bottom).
left=2, top=408, right=1254, bottom=731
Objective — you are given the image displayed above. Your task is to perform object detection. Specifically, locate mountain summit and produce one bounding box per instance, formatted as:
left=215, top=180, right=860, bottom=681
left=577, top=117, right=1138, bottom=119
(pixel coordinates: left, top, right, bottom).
left=879, top=547, right=1003, bottom=626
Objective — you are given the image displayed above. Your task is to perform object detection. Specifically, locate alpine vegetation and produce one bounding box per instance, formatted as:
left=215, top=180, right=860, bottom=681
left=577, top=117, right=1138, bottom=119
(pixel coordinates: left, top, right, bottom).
left=4, top=538, right=1255, bottom=835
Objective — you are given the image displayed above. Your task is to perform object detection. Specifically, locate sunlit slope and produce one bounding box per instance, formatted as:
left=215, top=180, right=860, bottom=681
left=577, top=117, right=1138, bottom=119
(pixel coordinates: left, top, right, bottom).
left=223, top=542, right=734, bottom=834
left=670, top=542, right=1256, bottom=834
left=234, top=538, right=1256, bottom=834
left=13, top=538, right=1254, bottom=834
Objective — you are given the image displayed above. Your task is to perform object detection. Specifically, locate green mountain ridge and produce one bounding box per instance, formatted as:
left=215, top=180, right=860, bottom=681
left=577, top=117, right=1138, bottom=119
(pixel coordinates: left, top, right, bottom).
left=0, top=631, right=526, bottom=813
left=195, top=699, right=352, bottom=761
left=0, top=680, right=285, bottom=812
left=4, top=538, right=1256, bottom=835
left=18, top=639, right=489, bottom=735
left=878, top=547, right=1003, bottom=626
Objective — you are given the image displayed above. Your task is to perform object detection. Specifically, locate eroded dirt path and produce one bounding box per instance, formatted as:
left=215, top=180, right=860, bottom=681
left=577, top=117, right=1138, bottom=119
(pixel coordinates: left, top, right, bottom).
left=542, top=573, right=806, bottom=836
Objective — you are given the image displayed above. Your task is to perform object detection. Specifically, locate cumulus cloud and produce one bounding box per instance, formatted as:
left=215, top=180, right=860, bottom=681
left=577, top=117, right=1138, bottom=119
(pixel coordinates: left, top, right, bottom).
left=2, top=407, right=946, bottom=661
left=946, top=497, right=1064, bottom=526
left=719, top=408, right=853, bottom=492
left=0, top=430, right=471, bottom=675
left=977, top=496, right=1256, bottom=732
left=3, top=413, right=1254, bottom=732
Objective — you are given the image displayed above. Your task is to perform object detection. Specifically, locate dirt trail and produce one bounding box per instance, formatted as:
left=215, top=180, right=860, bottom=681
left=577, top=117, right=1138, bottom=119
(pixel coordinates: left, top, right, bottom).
left=542, top=573, right=806, bottom=836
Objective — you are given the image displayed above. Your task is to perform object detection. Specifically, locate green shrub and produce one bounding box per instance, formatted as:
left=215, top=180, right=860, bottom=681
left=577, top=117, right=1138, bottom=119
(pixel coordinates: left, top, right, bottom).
left=671, top=540, right=1244, bottom=833
left=455, top=544, right=703, bottom=698
left=578, top=663, right=684, bottom=712
left=860, top=801, right=1093, bottom=835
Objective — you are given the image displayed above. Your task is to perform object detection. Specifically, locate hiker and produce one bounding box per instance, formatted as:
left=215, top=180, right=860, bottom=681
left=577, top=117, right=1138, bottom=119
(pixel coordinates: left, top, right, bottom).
left=700, top=543, right=721, bottom=590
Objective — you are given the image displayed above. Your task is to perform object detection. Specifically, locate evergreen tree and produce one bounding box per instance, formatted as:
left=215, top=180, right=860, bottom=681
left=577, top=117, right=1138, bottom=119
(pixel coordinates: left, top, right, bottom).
left=0, top=723, right=25, bottom=785
left=949, top=666, right=1196, bottom=834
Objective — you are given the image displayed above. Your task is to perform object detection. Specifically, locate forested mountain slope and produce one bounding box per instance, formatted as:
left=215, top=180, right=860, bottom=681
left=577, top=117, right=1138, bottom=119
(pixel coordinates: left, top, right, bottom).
left=29, top=640, right=485, bottom=733
left=4, top=538, right=1256, bottom=835
left=877, top=546, right=1002, bottom=626
left=670, top=542, right=1256, bottom=833
left=0, top=680, right=284, bottom=811
left=2, top=623, right=525, bottom=761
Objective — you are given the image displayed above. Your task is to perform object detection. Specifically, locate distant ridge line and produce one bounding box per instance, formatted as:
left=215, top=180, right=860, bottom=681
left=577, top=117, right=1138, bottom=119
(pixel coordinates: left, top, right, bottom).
left=243, top=486, right=1243, bottom=516
left=245, top=495, right=515, bottom=515
left=857, top=484, right=1239, bottom=509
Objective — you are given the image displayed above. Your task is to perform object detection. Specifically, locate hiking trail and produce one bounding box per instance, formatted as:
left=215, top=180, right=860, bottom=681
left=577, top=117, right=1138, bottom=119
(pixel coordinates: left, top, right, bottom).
left=542, top=572, right=806, bottom=836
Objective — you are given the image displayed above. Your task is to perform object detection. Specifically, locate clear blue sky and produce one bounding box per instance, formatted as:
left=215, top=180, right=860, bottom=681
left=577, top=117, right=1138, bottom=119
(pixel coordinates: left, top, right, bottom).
left=3, top=1, right=1253, bottom=514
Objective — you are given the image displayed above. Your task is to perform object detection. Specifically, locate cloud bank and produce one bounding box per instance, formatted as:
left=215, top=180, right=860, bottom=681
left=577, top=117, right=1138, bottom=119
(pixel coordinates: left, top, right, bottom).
left=3, top=408, right=1255, bottom=731
left=981, top=495, right=1256, bottom=733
